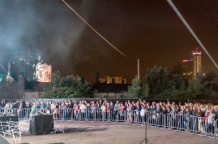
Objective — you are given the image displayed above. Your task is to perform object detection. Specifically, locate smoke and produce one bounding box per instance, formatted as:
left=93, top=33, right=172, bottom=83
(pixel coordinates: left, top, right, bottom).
left=0, top=0, right=130, bottom=81
left=0, top=0, right=87, bottom=71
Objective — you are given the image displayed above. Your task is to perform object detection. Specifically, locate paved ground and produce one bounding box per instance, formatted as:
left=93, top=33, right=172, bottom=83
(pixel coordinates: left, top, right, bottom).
left=7, top=121, right=218, bottom=144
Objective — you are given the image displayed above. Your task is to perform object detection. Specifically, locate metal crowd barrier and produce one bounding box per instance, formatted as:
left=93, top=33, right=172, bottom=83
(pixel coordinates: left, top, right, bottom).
left=1, top=108, right=218, bottom=139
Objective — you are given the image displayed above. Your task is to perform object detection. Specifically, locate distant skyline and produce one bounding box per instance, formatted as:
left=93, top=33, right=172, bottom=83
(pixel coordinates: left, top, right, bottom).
left=1, top=0, right=218, bottom=83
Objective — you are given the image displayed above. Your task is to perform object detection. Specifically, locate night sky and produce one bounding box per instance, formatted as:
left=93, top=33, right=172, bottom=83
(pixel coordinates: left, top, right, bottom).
left=1, top=0, right=218, bottom=83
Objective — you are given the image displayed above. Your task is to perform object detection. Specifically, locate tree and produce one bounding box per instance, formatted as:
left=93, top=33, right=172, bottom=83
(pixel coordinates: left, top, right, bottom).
left=145, top=65, right=216, bottom=100
left=141, top=81, right=149, bottom=99
left=145, top=65, right=187, bottom=100
left=44, top=72, right=93, bottom=98
left=204, top=71, right=217, bottom=82
left=184, top=74, right=214, bottom=99
left=128, top=76, right=142, bottom=99
left=128, top=76, right=149, bottom=99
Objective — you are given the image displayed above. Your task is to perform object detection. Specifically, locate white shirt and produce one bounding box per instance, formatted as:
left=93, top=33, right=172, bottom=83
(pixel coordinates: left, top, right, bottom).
left=101, top=105, right=106, bottom=112
left=208, top=113, right=214, bottom=123
left=80, top=104, right=87, bottom=113
left=140, top=109, right=145, bottom=117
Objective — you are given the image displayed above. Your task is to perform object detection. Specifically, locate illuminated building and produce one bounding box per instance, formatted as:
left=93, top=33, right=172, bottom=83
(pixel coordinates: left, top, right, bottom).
left=182, top=58, right=193, bottom=76
left=193, top=48, right=202, bottom=77
left=35, top=63, right=52, bottom=82
left=99, top=76, right=127, bottom=84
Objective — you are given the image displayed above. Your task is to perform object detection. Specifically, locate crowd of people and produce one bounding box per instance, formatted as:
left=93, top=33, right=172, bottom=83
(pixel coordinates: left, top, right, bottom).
left=0, top=99, right=218, bottom=134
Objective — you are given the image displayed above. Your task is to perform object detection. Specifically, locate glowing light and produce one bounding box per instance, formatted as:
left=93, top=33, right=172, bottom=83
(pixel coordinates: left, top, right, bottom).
left=183, top=59, right=193, bottom=62
left=35, top=63, right=52, bottom=82
left=193, top=52, right=201, bottom=55
left=193, top=48, right=201, bottom=55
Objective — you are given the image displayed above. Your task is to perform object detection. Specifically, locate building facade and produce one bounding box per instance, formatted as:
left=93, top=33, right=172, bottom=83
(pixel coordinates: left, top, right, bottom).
left=34, top=63, right=52, bottom=82
left=193, top=48, right=202, bottom=77
left=99, top=76, right=127, bottom=84
left=182, top=58, right=193, bottom=76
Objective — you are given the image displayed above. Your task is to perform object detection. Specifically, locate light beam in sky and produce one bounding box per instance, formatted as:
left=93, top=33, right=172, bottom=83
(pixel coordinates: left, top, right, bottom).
left=62, top=0, right=127, bottom=57
left=0, top=63, right=7, bottom=73
left=167, top=0, right=218, bottom=69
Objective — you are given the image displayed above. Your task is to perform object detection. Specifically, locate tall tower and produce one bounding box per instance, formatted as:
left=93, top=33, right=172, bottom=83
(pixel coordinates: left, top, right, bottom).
left=193, top=48, right=202, bottom=77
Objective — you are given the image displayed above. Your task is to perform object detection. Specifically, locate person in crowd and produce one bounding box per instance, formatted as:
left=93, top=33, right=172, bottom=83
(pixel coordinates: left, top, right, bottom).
left=53, top=102, right=59, bottom=119
left=126, top=103, right=133, bottom=123
left=3, top=100, right=20, bottom=115
left=105, top=102, right=110, bottom=121
left=24, top=101, right=32, bottom=118
left=73, top=103, right=80, bottom=120
left=17, top=101, right=23, bottom=118
left=60, top=101, right=67, bottom=120
left=30, top=102, right=37, bottom=117
left=109, top=101, right=114, bottom=121
left=140, top=106, right=146, bottom=123
left=0, top=99, right=5, bottom=108
left=184, top=107, right=191, bottom=130
left=118, top=103, right=125, bottom=121
left=96, top=102, right=101, bottom=120
left=170, top=105, right=178, bottom=128
left=45, top=108, right=50, bottom=114
left=3, top=98, right=218, bottom=137
left=50, top=101, right=56, bottom=115
left=39, top=101, right=45, bottom=112
left=114, top=100, right=120, bottom=115
left=101, top=103, right=106, bottom=121
left=44, top=101, right=51, bottom=112
left=191, top=106, right=198, bottom=132
left=99, top=100, right=102, bottom=106
left=136, top=102, right=141, bottom=123
left=90, top=101, right=96, bottom=120
left=214, top=106, right=218, bottom=120
left=86, top=102, right=91, bottom=121
left=156, top=103, right=162, bottom=125
left=196, top=106, right=204, bottom=133
left=80, top=101, right=87, bottom=120
left=206, top=109, right=215, bottom=134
